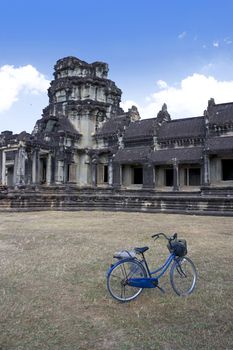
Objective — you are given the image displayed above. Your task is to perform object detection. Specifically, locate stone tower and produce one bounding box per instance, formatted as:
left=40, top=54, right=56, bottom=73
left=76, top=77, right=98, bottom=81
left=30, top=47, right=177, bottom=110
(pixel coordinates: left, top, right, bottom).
left=38, top=56, right=122, bottom=148
left=32, top=56, right=123, bottom=186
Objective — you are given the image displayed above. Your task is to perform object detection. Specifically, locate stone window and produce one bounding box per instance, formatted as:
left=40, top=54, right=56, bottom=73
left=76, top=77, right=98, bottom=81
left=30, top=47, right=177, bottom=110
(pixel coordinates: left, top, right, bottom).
left=39, top=157, right=47, bottom=184
left=65, top=164, right=70, bottom=183
left=56, top=90, right=66, bottom=102
left=6, top=165, right=14, bottom=186
left=83, top=85, right=90, bottom=99
left=5, top=151, right=16, bottom=162
left=68, top=164, right=77, bottom=182
left=103, top=165, right=108, bottom=183
left=222, top=159, right=233, bottom=181
left=184, top=167, right=201, bottom=186
left=165, top=168, right=173, bottom=186
left=97, top=164, right=109, bottom=184
left=132, top=167, right=143, bottom=185
left=45, top=120, right=56, bottom=132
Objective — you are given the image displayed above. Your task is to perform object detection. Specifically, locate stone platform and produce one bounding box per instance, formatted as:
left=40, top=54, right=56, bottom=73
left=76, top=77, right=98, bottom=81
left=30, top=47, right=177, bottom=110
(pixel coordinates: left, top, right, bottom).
left=0, top=186, right=233, bottom=216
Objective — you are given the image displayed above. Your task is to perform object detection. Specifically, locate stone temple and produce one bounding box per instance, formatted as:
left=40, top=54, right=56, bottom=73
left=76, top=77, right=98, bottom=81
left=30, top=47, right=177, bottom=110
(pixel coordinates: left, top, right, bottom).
left=1, top=56, right=233, bottom=214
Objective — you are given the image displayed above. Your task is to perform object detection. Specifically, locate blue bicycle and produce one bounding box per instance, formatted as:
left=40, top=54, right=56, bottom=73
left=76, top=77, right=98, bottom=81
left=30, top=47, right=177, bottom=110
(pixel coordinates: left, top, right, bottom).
left=107, top=233, right=197, bottom=302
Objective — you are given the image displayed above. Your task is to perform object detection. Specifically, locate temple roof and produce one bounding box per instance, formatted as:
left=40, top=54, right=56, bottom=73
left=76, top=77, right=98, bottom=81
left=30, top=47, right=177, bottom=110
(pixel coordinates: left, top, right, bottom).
left=206, top=136, right=233, bottom=153
left=0, top=130, right=32, bottom=146
left=158, top=117, right=205, bottom=140
left=208, top=102, right=233, bottom=125
left=114, top=146, right=151, bottom=163
left=96, top=115, right=129, bottom=137
left=114, top=146, right=204, bottom=164
left=36, top=116, right=80, bottom=137
left=123, top=119, right=156, bottom=140
left=149, top=147, right=203, bottom=164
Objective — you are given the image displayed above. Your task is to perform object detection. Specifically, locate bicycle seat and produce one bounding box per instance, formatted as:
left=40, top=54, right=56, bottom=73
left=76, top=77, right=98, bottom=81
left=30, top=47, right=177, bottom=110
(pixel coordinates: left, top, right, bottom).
left=134, top=246, right=149, bottom=254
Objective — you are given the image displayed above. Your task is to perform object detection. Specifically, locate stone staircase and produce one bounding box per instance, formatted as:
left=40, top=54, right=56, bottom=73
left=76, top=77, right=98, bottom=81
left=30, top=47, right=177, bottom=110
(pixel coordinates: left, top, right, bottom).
left=0, top=185, right=233, bottom=215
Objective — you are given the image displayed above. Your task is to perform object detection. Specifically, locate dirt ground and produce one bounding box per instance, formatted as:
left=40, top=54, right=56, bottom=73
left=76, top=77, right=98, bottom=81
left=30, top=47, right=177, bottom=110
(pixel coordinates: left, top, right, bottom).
left=0, top=211, right=232, bottom=350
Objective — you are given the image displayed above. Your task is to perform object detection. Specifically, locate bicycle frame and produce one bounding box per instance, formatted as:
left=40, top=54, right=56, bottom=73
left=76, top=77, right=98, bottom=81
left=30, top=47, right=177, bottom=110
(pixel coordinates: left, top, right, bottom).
left=127, top=252, right=176, bottom=289
left=149, top=252, right=176, bottom=278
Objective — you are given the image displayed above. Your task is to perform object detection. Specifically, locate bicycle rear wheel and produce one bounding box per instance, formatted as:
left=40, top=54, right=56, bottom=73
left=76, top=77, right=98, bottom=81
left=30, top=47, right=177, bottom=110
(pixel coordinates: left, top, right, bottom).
left=107, top=259, right=147, bottom=302
left=170, top=256, right=197, bottom=296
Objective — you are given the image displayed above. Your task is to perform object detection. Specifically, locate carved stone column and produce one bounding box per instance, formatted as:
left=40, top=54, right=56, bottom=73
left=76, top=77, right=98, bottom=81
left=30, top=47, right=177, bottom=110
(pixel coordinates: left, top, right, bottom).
left=32, top=149, right=39, bottom=184
left=1, top=151, right=6, bottom=185
left=113, top=162, right=121, bottom=188
left=0, top=150, right=2, bottom=184
left=69, top=163, right=77, bottom=183
left=15, top=147, right=26, bottom=185
left=203, top=153, right=210, bottom=186
left=108, top=158, right=113, bottom=186
left=46, top=153, right=52, bottom=185
left=143, top=163, right=154, bottom=189
left=25, top=151, right=32, bottom=185
left=91, top=156, right=98, bottom=187
left=56, top=161, right=64, bottom=184
left=63, top=160, right=68, bottom=184
left=50, top=155, right=56, bottom=184
left=172, top=158, right=179, bottom=191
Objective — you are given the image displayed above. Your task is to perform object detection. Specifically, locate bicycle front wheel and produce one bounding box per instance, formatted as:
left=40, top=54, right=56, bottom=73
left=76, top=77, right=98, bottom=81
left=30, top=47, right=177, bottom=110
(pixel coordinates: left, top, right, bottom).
left=107, top=259, right=147, bottom=302
left=170, top=256, right=197, bottom=296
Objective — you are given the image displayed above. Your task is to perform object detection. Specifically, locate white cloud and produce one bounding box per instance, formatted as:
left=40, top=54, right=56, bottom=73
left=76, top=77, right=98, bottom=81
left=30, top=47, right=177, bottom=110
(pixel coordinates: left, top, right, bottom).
left=120, top=100, right=140, bottom=112
left=224, top=37, right=232, bottom=45
left=0, top=64, right=50, bottom=113
left=157, top=80, right=168, bottom=89
left=122, top=74, right=233, bottom=119
left=213, top=41, right=219, bottom=48
left=178, top=31, right=186, bottom=39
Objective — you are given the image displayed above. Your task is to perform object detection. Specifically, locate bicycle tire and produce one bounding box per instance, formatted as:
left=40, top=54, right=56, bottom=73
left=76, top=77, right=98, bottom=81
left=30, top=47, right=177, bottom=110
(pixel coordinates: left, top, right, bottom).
left=170, top=256, right=197, bottom=296
left=107, top=258, right=147, bottom=302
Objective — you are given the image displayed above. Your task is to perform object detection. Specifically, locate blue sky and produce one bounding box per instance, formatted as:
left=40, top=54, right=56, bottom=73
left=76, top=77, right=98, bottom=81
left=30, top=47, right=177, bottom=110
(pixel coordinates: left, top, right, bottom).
left=1, top=0, right=233, bottom=132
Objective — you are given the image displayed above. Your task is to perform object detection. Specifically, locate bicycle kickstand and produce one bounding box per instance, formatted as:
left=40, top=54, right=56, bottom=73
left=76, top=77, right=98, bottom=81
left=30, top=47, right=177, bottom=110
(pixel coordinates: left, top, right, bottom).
left=157, top=285, right=165, bottom=294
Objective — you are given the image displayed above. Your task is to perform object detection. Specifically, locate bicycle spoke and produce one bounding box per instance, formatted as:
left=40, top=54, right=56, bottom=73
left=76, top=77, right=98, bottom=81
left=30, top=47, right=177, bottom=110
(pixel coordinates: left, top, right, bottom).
left=170, top=257, right=197, bottom=296
left=107, top=260, right=146, bottom=302
left=121, top=284, right=124, bottom=299
left=121, top=264, right=127, bottom=279
left=110, top=273, right=123, bottom=280
left=176, top=264, right=187, bottom=278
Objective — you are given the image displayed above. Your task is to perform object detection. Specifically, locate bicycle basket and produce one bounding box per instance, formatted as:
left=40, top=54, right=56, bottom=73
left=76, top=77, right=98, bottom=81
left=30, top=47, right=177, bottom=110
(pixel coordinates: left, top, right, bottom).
left=167, top=239, right=187, bottom=257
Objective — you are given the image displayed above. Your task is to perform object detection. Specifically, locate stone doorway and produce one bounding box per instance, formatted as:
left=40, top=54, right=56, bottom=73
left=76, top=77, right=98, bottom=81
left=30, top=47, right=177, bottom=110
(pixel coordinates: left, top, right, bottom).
left=6, top=165, right=14, bottom=186
left=132, top=166, right=143, bottom=185
left=103, top=165, right=108, bottom=183
left=184, top=167, right=201, bottom=186
left=165, top=168, right=173, bottom=187
left=97, top=164, right=109, bottom=185
left=222, top=159, right=233, bottom=181
left=39, top=157, right=47, bottom=184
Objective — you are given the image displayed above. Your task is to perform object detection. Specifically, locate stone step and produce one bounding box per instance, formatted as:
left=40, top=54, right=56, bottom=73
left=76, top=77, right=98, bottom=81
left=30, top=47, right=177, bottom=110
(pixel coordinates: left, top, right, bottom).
left=1, top=190, right=233, bottom=215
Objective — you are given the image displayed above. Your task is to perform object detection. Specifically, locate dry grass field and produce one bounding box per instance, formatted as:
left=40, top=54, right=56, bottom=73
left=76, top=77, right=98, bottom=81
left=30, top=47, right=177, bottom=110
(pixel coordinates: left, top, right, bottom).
left=0, top=211, right=232, bottom=350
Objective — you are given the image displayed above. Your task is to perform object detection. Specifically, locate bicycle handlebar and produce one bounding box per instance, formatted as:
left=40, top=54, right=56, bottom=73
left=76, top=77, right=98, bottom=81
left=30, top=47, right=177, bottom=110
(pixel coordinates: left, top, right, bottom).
left=151, top=232, right=177, bottom=241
